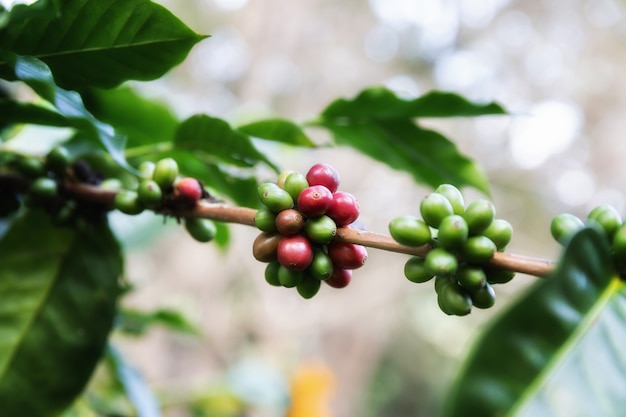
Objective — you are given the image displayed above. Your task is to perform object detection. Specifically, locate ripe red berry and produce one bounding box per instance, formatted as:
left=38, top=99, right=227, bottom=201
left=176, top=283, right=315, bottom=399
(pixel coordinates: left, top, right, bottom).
left=306, top=163, right=340, bottom=193
left=173, top=177, right=203, bottom=206
left=326, top=191, right=359, bottom=226
left=297, top=185, right=333, bottom=217
left=277, top=235, right=314, bottom=271
left=325, top=267, right=352, bottom=288
left=327, top=241, right=368, bottom=270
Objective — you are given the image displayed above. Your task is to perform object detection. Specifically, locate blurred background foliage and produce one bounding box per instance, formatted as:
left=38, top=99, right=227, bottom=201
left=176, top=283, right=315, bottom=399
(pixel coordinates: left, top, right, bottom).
left=26, top=0, right=624, bottom=415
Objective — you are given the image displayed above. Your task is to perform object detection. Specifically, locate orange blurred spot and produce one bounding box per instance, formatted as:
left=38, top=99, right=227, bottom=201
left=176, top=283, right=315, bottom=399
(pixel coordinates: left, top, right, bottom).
left=285, top=360, right=336, bottom=417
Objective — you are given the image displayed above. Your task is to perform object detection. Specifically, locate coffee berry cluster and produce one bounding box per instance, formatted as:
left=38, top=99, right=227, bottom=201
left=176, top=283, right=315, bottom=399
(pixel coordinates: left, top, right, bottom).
left=252, top=163, right=366, bottom=299
left=551, top=204, right=626, bottom=275
left=389, top=184, right=514, bottom=316
left=113, top=157, right=217, bottom=243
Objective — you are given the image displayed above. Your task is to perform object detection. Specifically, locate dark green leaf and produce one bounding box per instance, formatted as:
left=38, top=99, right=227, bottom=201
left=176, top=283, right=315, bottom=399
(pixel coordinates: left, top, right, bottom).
left=82, top=86, right=179, bottom=149
left=0, top=209, right=123, bottom=416
left=0, top=0, right=59, bottom=30
left=106, top=345, right=161, bottom=417
left=0, top=99, right=69, bottom=126
left=319, top=118, right=490, bottom=194
left=0, top=0, right=206, bottom=89
left=175, top=114, right=279, bottom=172
left=237, top=118, right=315, bottom=147
left=8, top=55, right=132, bottom=170
left=443, top=227, right=626, bottom=417
left=117, top=308, right=198, bottom=336
left=321, top=87, right=506, bottom=120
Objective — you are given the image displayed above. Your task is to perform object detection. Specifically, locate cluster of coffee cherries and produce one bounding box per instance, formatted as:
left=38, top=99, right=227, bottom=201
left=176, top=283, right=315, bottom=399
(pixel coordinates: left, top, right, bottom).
left=252, top=163, right=366, bottom=299
left=389, top=184, right=514, bottom=316
left=113, top=157, right=217, bottom=243
left=1, top=146, right=109, bottom=224
left=551, top=204, right=626, bottom=274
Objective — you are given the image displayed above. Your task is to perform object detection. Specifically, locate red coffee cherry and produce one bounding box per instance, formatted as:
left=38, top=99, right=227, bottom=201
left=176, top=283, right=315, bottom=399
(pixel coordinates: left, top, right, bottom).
left=306, top=163, right=340, bottom=193
left=325, top=267, right=352, bottom=288
left=277, top=235, right=314, bottom=271
left=173, top=177, right=203, bottom=206
left=327, top=240, right=367, bottom=270
left=297, top=185, right=333, bottom=217
left=326, top=191, right=359, bottom=227
left=275, top=209, right=305, bottom=235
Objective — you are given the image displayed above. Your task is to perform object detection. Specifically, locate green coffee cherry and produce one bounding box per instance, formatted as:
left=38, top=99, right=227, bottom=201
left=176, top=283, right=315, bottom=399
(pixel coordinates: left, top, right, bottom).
left=550, top=213, right=584, bottom=245
left=184, top=218, right=217, bottom=243
left=435, top=184, right=465, bottom=215
left=29, top=177, right=58, bottom=203
left=437, top=214, right=469, bottom=250
left=471, top=283, right=496, bottom=309
left=276, top=170, right=296, bottom=188
left=283, top=172, right=309, bottom=200
left=100, top=178, right=123, bottom=190
left=297, top=273, right=322, bottom=299
left=45, top=146, right=71, bottom=174
left=420, top=193, right=454, bottom=228
left=15, top=156, right=45, bottom=178
left=138, top=161, right=156, bottom=179
left=434, top=275, right=453, bottom=294
left=425, top=248, right=458, bottom=277
left=461, top=236, right=496, bottom=264
left=438, top=282, right=472, bottom=316
left=456, top=265, right=487, bottom=291
left=483, top=219, right=513, bottom=251
left=278, top=265, right=304, bottom=288
left=388, top=215, right=431, bottom=247
left=114, top=190, right=144, bottom=215
left=403, top=256, right=434, bottom=283
left=613, top=225, right=626, bottom=271
left=153, top=158, right=179, bottom=191
left=137, top=179, right=163, bottom=208
left=304, top=215, right=337, bottom=244
left=587, top=204, right=622, bottom=240
left=463, top=199, right=495, bottom=235
left=309, top=250, right=334, bottom=280
left=485, top=268, right=516, bottom=284
left=265, top=261, right=282, bottom=287
left=258, top=182, right=294, bottom=212
left=254, top=207, right=278, bottom=232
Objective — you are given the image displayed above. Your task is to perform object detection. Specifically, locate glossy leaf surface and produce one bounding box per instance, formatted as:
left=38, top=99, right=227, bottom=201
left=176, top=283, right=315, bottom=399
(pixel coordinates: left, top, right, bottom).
left=0, top=210, right=122, bottom=416
left=237, top=118, right=315, bottom=147
left=443, top=227, right=626, bottom=417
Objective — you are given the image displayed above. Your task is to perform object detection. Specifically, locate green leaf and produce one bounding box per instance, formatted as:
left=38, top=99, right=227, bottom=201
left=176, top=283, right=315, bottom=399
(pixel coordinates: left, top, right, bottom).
left=0, top=99, right=69, bottom=127
left=0, top=0, right=206, bottom=90
left=117, top=308, right=198, bottom=336
left=319, top=118, right=490, bottom=194
left=321, top=87, right=506, bottom=120
left=237, top=118, right=315, bottom=147
left=443, top=227, right=626, bottom=417
left=7, top=55, right=132, bottom=170
left=0, top=209, right=123, bottom=416
left=316, top=87, right=500, bottom=193
left=0, top=0, right=59, bottom=30
left=174, top=114, right=279, bottom=172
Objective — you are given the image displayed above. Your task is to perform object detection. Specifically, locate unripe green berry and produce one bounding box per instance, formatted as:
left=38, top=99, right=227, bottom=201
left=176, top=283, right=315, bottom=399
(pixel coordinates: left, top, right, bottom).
left=153, top=158, right=179, bottom=191
left=258, top=182, right=294, bottom=212
left=587, top=204, right=622, bottom=240
left=278, top=265, right=304, bottom=288
left=461, top=236, right=497, bottom=264
left=485, top=268, right=516, bottom=284
left=435, top=184, right=465, bottom=215
left=612, top=225, right=626, bottom=271
left=463, top=199, right=495, bottom=235
left=438, top=282, right=472, bottom=316
left=137, top=179, right=163, bottom=208
left=254, top=207, right=278, bottom=232
left=100, top=178, right=123, bottom=190
left=388, top=215, right=431, bottom=247
left=471, top=283, right=496, bottom=309
left=29, top=177, right=58, bottom=203
left=437, top=214, right=469, bottom=250
left=420, top=193, right=454, bottom=228
left=483, top=219, right=513, bottom=251
left=114, top=190, right=144, bottom=215
left=297, top=273, right=322, bottom=299
left=138, top=161, right=156, bottom=179
left=309, top=250, right=334, bottom=280
left=403, top=256, right=434, bottom=283
left=550, top=213, right=584, bottom=246
left=304, top=215, right=337, bottom=244
left=425, top=248, right=458, bottom=277
left=184, top=218, right=217, bottom=243
left=456, top=265, right=487, bottom=291
left=276, top=170, right=296, bottom=188
left=45, top=146, right=71, bottom=174
left=15, top=156, right=45, bottom=178
left=434, top=275, right=453, bottom=294
left=283, top=172, right=309, bottom=201
left=264, top=262, right=282, bottom=287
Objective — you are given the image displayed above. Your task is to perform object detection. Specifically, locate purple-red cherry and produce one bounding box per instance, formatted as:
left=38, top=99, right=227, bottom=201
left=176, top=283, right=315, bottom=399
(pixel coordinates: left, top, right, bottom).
left=173, top=177, right=203, bottom=206
left=325, top=267, right=352, bottom=288
left=326, top=191, right=359, bottom=227
left=297, top=185, right=333, bottom=217
left=277, top=235, right=314, bottom=271
left=306, top=163, right=340, bottom=193
left=327, top=240, right=368, bottom=270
